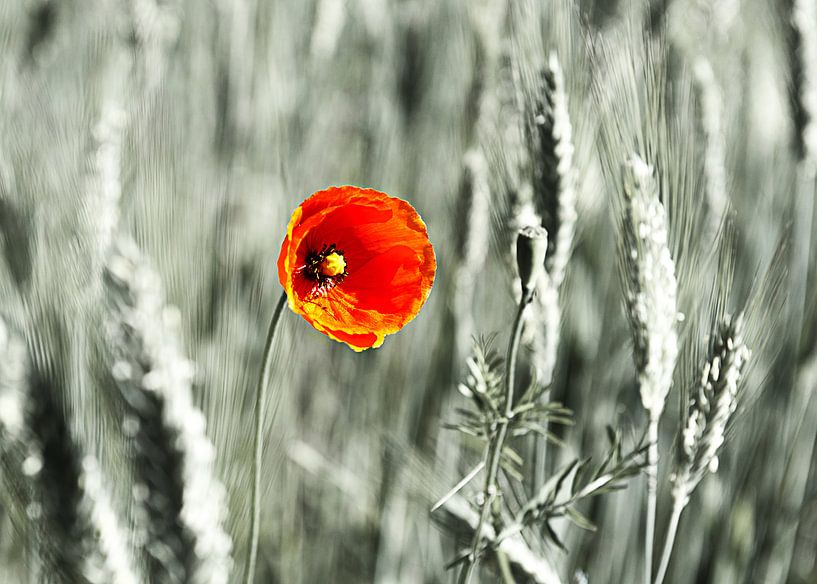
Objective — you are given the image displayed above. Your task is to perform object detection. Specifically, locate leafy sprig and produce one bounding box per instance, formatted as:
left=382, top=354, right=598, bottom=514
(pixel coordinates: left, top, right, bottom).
left=440, top=336, right=646, bottom=572
left=505, top=429, right=648, bottom=550
left=450, top=336, right=572, bottom=443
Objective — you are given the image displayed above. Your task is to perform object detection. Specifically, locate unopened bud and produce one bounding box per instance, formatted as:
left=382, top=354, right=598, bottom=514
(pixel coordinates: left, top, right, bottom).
left=516, top=225, right=548, bottom=300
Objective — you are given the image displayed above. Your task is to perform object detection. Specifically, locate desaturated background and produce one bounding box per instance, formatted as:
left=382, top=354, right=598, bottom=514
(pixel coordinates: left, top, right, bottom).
left=0, top=0, right=816, bottom=583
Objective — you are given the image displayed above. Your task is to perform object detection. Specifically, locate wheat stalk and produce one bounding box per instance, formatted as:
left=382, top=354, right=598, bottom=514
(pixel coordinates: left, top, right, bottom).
left=621, top=155, right=680, bottom=419
left=529, top=52, right=577, bottom=292
left=104, top=238, right=232, bottom=584
left=521, top=52, right=577, bottom=386
left=0, top=312, right=138, bottom=584
left=654, top=313, right=750, bottom=584
left=79, top=456, right=139, bottom=584
left=620, top=154, right=680, bottom=584
left=85, top=75, right=128, bottom=297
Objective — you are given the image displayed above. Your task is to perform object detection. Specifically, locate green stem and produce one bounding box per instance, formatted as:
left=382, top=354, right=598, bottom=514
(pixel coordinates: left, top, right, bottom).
left=244, top=291, right=288, bottom=584
left=653, top=495, right=684, bottom=584
left=645, top=416, right=659, bottom=584
left=458, top=294, right=531, bottom=584
left=496, top=551, right=515, bottom=584
left=504, top=295, right=529, bottom=420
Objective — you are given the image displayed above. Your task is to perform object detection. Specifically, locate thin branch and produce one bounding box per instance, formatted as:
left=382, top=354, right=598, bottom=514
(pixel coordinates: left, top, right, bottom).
left=244, top=291, right=288, bottom=584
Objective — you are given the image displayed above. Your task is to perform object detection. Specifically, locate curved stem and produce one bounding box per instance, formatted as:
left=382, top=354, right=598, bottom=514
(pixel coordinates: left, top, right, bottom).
left=244, top=291, right=288, bottom=584
left=654, top=497, right=684, bottom=584
left=645, top=417, right=659, bottom=584
left=458, top=294, right=531, bottom=584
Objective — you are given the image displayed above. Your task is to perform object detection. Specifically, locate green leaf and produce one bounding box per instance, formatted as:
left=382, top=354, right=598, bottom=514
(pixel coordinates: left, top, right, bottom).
left=571, top=457, right=593, bottom=495
left=543, top=521, right=566, bottom=551
left=566, top=507, right=597, bottom=531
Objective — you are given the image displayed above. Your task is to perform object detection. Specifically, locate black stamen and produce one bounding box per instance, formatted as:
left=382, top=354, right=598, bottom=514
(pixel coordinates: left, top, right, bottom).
left=302, top=242, right=348, bottom=298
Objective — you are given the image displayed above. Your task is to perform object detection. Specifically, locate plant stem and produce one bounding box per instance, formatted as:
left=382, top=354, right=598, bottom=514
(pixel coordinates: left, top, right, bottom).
left=533, top=285, right=559, bottom=495
left=654, top=496, right=684, bottom=584
left=496, top=551, right=515, bottom=584
left=504, top=294, right=530, bottom=420
left=244, top=291, right=288, bottom=584
left=458, top=294, right=531, bottom=584
left=645, top=417, right=659, bottom=584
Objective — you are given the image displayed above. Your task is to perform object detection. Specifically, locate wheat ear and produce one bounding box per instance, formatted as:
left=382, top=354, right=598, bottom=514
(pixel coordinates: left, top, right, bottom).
left=0, top=314, right=139, bottom=584
left=620, top=155, right=680, bottom=584
left=654, top=313, right=750, bottom=584
left=104, top=238, right=232, bottom=584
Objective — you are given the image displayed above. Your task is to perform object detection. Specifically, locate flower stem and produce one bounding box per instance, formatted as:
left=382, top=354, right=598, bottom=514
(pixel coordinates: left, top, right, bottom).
left=244, top=291, right=288, bottom=584
left=458, top=293, right=531, bottom=584
left=504, top=294, right=530, bottom=420
left=653, top=496, right=684, bottom=584
left=645, top=417, right=659, bottom=584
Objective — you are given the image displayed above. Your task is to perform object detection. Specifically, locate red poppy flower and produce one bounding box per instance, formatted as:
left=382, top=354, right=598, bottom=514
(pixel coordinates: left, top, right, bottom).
left=277, top=186, right=436, bottom=351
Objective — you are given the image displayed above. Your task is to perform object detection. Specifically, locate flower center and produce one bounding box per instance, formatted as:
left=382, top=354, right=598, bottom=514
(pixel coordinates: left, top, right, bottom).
left=303, top=244, right=348, bottom=297
left=319, top=251, right=346, bottom=277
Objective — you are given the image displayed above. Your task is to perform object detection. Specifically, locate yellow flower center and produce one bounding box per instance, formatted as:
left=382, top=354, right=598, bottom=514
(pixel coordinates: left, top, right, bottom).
left=319, top=251, right=346, bottom=277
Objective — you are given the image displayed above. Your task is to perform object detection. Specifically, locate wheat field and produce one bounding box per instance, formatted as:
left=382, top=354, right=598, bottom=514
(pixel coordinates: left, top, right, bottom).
left=0, top=0, right=815, bottom=583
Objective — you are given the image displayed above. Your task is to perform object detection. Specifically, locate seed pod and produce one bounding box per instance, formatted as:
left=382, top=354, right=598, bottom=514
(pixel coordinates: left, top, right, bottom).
left=516, top=225, right=548, bottom=301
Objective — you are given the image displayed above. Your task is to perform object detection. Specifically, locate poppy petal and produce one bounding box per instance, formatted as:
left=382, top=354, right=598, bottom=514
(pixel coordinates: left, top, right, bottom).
left=277, top=186, right=435, bottom=351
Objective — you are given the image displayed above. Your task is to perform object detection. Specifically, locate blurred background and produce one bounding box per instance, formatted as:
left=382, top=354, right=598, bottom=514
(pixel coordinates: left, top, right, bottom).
left=0, top=0, right=816, bottom=582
